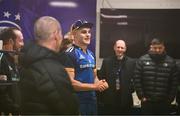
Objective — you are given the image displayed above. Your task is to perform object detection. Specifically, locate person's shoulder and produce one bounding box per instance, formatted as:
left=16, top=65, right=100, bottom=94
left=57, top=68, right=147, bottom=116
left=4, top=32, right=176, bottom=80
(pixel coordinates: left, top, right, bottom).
left=165, top=55, right=176, bottom=63
left=139, top=54, right=149, bottom=60
left=65, top=46, right=75, bottom=53
left=166, top=55, right=174, bottom=60
left=64, top=46, right=77, bottom=59
left=135, top=54, right=150, bottom=64
left=125, top=56, right=136, bottom=62
left=125, top=56, right=133, bottom=60
left=87, top=49, right=94, bottom=55
left=103, top=55, right=115, bottom=61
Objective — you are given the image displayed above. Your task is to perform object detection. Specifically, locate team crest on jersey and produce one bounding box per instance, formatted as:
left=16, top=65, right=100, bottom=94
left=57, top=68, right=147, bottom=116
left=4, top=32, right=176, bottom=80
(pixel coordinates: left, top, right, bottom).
left=79, top=54, right=85, bottom=59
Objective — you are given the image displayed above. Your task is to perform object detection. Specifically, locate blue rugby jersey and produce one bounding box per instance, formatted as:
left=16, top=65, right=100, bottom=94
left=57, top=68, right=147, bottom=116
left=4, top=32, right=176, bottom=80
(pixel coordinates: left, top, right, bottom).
left=65, top=45, right=96, bottom=104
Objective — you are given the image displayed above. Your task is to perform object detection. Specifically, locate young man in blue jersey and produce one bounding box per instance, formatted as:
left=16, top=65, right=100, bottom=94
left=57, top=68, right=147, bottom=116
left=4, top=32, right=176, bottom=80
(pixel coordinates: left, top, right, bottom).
left=65, top=20, right=109, bottom=115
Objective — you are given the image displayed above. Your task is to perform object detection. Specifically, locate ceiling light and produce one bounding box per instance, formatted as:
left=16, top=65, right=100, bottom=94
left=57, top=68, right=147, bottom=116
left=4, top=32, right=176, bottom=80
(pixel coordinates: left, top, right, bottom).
left=49, top=1, right=78, bottom=8
left=101, top=13, right=127, bottom=19
left=117, top=22, right=128, bottom=25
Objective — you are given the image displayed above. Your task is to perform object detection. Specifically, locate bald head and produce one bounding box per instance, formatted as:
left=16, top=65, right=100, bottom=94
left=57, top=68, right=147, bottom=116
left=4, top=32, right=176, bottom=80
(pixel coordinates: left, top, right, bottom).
left=115, top=40, right=126, bottom=47
left=34, top=16, right=63, bottom=52
left=114, top=40, right=127, bottom=59
left=34, top=16, right=61, bottom=41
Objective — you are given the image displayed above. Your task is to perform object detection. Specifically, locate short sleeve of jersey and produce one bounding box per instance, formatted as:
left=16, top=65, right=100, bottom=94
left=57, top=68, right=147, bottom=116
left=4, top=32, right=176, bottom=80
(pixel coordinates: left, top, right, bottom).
left=64, top=46, right=77, bottom=69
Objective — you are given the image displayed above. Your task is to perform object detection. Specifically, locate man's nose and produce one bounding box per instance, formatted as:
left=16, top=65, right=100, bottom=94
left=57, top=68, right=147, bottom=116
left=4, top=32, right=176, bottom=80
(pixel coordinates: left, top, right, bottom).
left=86, top=33, right=90, bottom=37
left=155, top=48, right=161, bottom=52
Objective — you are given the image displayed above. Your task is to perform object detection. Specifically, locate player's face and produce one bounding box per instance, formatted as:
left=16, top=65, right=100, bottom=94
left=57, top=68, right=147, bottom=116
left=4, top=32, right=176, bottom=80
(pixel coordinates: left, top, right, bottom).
left=75, top=28, right=91, bottom=46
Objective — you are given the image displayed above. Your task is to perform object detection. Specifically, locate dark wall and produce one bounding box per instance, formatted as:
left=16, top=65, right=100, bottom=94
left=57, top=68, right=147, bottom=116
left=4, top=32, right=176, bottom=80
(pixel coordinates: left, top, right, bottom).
left=100, top=9, right=180, bottom=59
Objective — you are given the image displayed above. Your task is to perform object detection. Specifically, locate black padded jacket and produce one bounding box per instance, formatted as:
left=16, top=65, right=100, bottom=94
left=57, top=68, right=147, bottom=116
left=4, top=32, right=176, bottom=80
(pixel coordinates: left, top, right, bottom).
left=134, top=54, right=178, bottom=103
left=19, top=42, right=79, bottom=115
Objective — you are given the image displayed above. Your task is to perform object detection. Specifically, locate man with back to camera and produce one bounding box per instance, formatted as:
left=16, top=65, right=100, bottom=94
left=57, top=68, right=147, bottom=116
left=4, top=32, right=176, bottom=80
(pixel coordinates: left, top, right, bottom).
left=98, top=40, right=136, bottom=114
left=134, top=38, right=178, bottom=114
left=0, top=27, right=24, bottom=114
left=65, top=20, right=109, bottom=115
left=19, top=16, right=79, bottom=115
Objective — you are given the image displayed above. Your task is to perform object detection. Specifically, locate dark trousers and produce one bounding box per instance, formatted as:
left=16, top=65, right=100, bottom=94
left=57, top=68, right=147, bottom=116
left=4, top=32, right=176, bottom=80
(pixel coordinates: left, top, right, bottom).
left=100, top=104, right=132, bottom=115
left=79, top=102, right=97, bottom=115
left=141, top=101, right=170, bottom=115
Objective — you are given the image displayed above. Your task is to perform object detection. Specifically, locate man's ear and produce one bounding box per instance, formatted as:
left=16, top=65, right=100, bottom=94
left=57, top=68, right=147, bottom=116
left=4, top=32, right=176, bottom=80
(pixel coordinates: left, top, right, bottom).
left=125, top=46, right=127, bottom=52
left=9, top=38, right=14, bottom=45
left=53, top=30, right=59, bottom=41
left=113, top=44, right=116, bottom=51
left=149, top=45, right=153, bottom=50
left=3, top=38, right=14, bottom=51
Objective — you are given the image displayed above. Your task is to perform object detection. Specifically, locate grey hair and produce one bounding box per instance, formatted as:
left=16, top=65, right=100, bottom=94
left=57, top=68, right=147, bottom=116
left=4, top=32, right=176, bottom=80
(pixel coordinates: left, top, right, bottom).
left=34, top=16, right=61, bottom=41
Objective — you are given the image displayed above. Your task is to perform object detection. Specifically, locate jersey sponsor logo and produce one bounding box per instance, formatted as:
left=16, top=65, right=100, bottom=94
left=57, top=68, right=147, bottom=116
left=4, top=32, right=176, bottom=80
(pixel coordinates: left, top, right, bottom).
left=80, top=64, right=95, bottom=68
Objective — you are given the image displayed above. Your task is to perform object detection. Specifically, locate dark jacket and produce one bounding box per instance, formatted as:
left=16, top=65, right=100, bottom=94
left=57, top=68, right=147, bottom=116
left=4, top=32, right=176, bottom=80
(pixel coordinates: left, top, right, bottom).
left=0, top=53, right=20, bottom=114
left=19, top=42, right=79, bottom=115
left=98, top=55, right=136, bottom=108
left=134, top=54, right=178, bottom=103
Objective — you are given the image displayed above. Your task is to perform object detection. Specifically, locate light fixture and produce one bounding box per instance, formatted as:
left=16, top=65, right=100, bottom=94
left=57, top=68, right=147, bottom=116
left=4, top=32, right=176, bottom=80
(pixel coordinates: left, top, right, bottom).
left=49, top=1, right=78, bottom=8
left=117, top=22, right=128, bottom=25
left=101, top=13, right=127, bottom=19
